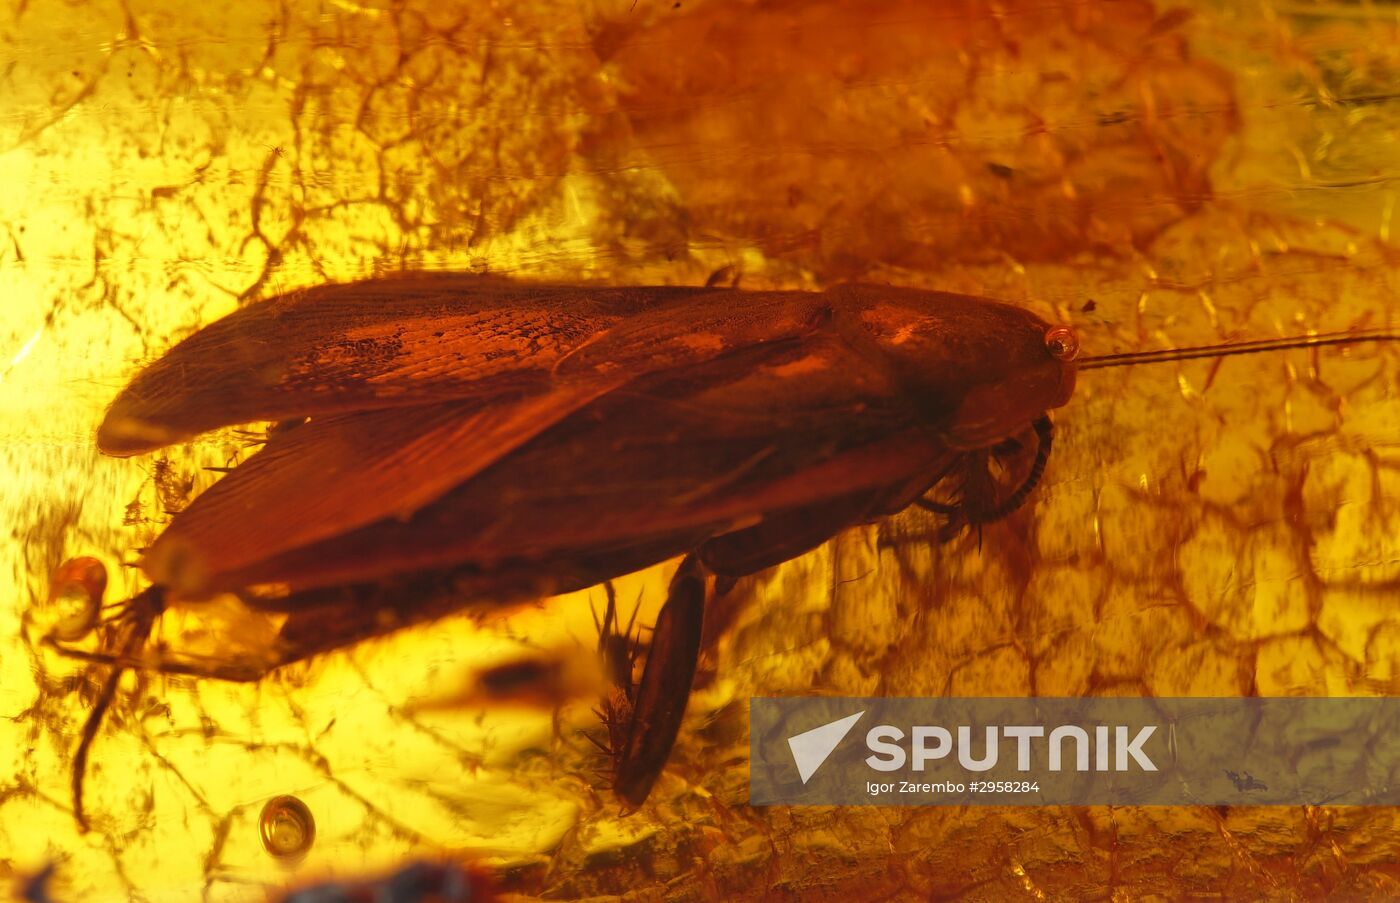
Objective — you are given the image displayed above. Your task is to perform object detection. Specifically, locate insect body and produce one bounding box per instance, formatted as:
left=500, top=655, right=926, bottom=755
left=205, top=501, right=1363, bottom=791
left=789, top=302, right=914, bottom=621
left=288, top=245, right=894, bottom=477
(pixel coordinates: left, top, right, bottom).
left=61, top=273, right=1387, bottom=826
left=97, top=276, right=1075, bottom=595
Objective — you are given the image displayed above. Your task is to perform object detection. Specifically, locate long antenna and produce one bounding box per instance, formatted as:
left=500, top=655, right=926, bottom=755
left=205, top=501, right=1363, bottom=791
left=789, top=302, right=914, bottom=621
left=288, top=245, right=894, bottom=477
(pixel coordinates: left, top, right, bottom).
left=1078, top=328, right=1400, bottom=370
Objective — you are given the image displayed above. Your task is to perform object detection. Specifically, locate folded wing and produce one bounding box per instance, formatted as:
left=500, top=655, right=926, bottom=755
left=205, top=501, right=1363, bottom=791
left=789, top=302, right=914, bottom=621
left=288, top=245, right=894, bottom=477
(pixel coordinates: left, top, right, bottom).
left=141, top=384, right=617, bottom=595
left=99, top=274, right=795, bottom=456
left=174, top=333, right=952, bottom=595
left=126, top=278, right=843, bottom=594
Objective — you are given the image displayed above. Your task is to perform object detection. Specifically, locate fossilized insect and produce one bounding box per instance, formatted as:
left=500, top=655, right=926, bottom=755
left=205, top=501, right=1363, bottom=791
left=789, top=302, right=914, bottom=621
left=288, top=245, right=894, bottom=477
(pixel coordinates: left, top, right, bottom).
left=50, top=272, right=1396, bottom=828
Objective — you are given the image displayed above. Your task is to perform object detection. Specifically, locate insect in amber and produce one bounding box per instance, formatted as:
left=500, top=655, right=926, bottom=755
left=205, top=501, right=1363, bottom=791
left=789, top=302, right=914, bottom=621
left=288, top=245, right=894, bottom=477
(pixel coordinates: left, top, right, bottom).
left=51, top=273, right=1399, bottom=828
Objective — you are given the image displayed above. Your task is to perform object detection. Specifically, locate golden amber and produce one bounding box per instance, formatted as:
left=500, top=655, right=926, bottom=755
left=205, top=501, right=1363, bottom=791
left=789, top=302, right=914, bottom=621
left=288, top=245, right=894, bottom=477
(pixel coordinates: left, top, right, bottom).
left=2, top=0, right=1399, bottom=899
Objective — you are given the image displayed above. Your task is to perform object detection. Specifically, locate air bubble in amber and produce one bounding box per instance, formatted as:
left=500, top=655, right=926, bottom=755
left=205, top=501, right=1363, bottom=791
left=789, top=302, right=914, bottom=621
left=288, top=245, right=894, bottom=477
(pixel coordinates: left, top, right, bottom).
left=259, top=795, right=316, bottom=861
left=44, top=557, right=107, bottom=642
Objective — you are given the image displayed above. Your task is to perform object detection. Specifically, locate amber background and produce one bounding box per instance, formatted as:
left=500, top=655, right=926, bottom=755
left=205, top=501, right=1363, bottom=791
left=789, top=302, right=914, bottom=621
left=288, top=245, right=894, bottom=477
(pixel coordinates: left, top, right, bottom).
left=1, top=0, right=1399, bottom=899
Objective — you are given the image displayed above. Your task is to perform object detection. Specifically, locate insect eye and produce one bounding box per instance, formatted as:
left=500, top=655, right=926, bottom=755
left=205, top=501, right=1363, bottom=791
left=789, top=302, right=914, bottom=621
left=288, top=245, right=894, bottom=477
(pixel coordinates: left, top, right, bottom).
left=1044, top=326, right=1080, bottom=362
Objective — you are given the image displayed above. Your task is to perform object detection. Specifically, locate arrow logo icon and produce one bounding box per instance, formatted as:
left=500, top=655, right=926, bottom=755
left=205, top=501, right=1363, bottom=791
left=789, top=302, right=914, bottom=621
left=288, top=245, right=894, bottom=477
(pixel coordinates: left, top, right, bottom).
left=787, top=711, right=865, bottom=783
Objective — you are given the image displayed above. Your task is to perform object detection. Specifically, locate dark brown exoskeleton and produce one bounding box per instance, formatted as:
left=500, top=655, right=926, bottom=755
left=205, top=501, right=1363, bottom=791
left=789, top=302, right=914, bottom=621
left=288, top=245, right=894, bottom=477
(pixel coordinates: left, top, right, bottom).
left=56, top=273, right=1397, bottom=827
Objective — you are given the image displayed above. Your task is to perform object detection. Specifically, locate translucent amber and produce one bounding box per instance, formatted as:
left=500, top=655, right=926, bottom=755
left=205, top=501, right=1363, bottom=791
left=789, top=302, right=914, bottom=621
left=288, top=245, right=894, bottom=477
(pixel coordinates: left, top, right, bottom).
left=1, top=0, right=1398, bottom=899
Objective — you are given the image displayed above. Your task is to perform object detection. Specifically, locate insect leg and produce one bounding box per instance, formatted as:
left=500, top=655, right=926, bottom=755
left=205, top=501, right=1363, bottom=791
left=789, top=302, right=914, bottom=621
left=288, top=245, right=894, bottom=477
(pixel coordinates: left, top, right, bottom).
left=914, top=415, right=1054, bottom=541
left=611, top=554, right=707, bottom=808
left=595, top=579, right=643, bottom=691
left=966, top=414, right=1053, bottom=524
left=696, top=493, right=883, bottom=653
left=44, top=642, right=280, bottom=683
left=70, top=585, right=164, bottom=832
left=912, top=496, right=969, bottom=543
left=601, top=496, right=893, bottom=802
left=698, top=493, right=879, bottom=578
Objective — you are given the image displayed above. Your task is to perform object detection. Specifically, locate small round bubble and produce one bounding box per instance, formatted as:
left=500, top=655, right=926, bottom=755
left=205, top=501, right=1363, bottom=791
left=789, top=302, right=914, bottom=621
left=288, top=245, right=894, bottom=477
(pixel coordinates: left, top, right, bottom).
left=1045, top=326, right=1080, bottom=362
left=45, top=557, right=107, bottom=642
left=259, top=795, right=316, bottom=860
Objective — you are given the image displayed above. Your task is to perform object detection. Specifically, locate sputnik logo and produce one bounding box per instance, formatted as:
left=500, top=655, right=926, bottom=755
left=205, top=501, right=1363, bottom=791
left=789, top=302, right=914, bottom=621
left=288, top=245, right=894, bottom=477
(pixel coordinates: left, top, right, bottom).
left=787, top=711, right=865, bottom=783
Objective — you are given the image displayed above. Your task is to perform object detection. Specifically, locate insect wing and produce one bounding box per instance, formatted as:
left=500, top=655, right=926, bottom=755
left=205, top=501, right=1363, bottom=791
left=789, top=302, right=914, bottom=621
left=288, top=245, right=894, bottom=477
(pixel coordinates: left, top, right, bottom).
left=205, top=333, right=948, bottom=593
left=551, top=287, right=832, bottom=379
left=98, top=275, right=633, bottom=454
left=142, top=383, right=618, bottom=595
left=98, top=277, right=828, bottom=457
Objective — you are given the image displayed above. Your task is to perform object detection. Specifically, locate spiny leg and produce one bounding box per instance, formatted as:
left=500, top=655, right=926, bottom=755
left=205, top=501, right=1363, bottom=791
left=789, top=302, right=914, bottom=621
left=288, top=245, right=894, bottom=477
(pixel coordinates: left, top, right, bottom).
left=595, top=579, right=644, bottom=691
left=611, top=554, right=709, bottom=809
left=606, top=495, right=889, bottom=805
left=577, top=581, right=646, bottom=767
